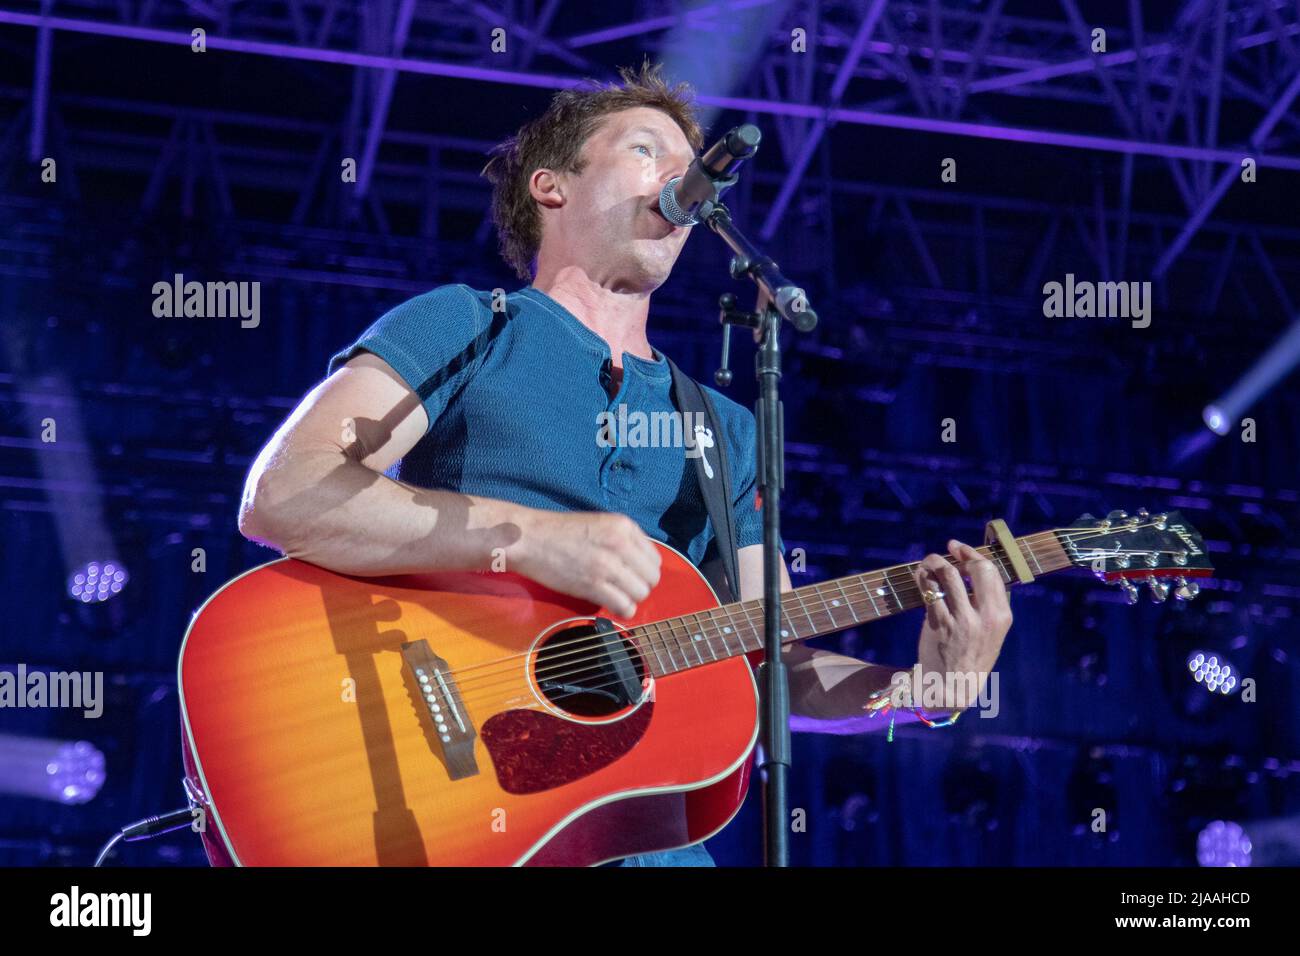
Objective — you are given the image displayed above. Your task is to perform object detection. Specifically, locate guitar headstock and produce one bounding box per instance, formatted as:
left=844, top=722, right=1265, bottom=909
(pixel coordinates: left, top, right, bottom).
left=1059, top=509, right=1213, bottom=604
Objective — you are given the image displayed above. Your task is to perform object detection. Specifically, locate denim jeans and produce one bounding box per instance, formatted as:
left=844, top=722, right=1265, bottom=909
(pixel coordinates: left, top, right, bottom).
left=600, top=842, right=715, bottom=866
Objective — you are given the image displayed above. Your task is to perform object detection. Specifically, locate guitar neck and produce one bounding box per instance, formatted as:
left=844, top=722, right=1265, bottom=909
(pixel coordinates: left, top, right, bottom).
left=631, top=529, right=1072, bottom=678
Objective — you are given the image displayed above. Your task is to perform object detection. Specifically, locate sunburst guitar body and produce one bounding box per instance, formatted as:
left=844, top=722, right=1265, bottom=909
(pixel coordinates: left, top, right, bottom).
left=179, top=543, right=759, bottom=866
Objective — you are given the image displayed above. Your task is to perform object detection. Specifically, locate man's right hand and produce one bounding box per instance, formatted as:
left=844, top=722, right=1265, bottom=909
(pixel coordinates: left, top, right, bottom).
left=511, top=510, right=662, bottom=619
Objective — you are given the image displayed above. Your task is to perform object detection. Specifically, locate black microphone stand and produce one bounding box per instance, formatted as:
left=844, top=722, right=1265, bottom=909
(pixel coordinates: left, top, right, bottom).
left=698, top=190, right=818, bottom=868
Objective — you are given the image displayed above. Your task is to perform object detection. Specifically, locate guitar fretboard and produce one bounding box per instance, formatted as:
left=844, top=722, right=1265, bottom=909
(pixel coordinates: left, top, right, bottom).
left=626, top=530, right=1071, bottom=677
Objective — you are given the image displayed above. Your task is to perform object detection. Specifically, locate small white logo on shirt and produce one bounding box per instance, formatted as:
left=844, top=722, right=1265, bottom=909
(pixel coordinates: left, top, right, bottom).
left=689, top=425, right=716, bottom=479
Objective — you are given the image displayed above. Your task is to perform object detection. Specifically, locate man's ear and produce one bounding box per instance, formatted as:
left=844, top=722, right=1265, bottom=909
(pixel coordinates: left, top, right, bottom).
left=528, top=169, right=565, bottom=209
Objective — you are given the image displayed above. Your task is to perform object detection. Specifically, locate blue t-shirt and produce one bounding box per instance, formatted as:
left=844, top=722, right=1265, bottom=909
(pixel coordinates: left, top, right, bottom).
left=329, top=283, right=764, bottom=867
left=328, top=283, right=765, bottom=575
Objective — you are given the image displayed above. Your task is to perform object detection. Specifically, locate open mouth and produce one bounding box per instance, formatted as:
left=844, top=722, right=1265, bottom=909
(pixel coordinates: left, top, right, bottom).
left=642, top=206, right=675, bottom=238
left=647, top=201, right=680, bottom=233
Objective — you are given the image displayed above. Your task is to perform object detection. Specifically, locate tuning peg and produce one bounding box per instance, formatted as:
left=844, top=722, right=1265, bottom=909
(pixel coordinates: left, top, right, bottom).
left=1148, top=579, right=1170, bottom=602
left=1137, top=507, right=1150, bottom=517
left=1116, top=579, right=1140, bottom=604
left=1106, top=510, right=1128, bottom=521
left=1175, top=577, right=1201, bottom=601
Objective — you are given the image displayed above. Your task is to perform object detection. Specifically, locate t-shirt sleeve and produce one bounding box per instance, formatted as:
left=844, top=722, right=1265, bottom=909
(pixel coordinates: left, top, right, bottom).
left=327, top=284, right=495, bottom=435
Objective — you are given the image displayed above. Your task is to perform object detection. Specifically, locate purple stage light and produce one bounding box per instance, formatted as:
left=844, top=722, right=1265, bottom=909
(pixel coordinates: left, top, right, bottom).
left=0, top=735, right=106, bottom=804
left=1187, top=651, right=1237, bottom=695
left=67, top=561, right=129, bottom=603
left=1199, top=813, right=1300, bottom=866
left=1201, top=320, right=1300, bottom=438
left=1197, top=820, right=1252, bottom=867
left=1202, top=405, right=1228, bottom=436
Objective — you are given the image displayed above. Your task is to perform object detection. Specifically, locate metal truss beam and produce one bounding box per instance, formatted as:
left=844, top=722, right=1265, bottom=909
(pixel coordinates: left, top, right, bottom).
left=3, top=7, right=1300, bottom=171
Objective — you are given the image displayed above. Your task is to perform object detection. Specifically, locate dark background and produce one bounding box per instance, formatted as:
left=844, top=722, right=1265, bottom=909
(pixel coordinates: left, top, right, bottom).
left=0, top=0, right=1297, bottom=866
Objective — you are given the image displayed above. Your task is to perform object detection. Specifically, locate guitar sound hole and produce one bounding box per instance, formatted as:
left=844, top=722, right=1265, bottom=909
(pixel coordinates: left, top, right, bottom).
left=534, top=622, right=647, bottom=718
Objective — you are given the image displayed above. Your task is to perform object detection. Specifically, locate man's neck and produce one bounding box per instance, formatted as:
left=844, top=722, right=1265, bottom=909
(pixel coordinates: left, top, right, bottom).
left=531, top=268, right=656, bottom=365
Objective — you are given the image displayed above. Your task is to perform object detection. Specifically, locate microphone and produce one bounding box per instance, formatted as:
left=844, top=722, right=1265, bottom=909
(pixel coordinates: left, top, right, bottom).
left=657, top=124, right=762, bottom=227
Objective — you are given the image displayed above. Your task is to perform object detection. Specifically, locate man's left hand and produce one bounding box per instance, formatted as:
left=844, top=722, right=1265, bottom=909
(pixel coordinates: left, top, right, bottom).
left=911, top=539, right=1013, bottom=711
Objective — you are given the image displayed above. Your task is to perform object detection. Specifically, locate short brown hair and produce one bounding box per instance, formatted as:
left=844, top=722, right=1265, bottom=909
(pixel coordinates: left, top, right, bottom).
left=481, top=59, right=706, bottom=281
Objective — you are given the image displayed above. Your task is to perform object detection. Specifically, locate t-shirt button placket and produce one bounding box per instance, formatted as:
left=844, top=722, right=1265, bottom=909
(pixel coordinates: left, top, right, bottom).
left=614, top=458, right=634, bottom=495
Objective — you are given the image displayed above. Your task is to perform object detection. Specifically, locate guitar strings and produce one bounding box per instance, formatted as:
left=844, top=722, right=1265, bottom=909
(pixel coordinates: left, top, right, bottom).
left=428, top=523, right=1183, bottom=713
left=439, top=524, right=1156, bottom=704
left=444, top=527, right=1049, bottom=682
left=443, top=522, right=1135, bottom=690
left=444, top=530, right=1050, bottom=688
left=447, top=561, right=1003, bottom=712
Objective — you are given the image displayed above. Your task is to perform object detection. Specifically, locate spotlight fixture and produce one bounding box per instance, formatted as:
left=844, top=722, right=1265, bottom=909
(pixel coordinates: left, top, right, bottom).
left=0, top=734, right=105, bottom=804
left=1197, top=820, right=1251, bottom=866
left=1202, top=405, right=1228, bottom=436
left=67, top=560, right=129, bottom=603
left=1198, top=813, right=1300, bottom=867
left=1187, top=650, right=1238, bottom=695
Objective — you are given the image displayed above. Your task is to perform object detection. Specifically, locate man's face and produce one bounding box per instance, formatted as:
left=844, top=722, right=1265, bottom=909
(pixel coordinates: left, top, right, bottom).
left=536, top=107, right=696, bottom=293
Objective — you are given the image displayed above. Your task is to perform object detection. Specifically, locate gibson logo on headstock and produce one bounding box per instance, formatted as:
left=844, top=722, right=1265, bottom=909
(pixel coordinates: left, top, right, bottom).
left=1169, top=524, right=1203, bottom=556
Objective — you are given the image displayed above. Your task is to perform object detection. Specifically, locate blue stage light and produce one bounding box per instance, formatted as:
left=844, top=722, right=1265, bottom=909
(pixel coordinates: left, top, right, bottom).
left=1187, top=650, right=1237, bottom=695
left=0, top=735, right=106, bottom=805
left=67, top=561, right=128, bottom=603
left=1201, top=319, right=1300, bottom=437
left=1202, top=404, right=1228, bottom=435
left=1197, top=820, right=1251, bottom=866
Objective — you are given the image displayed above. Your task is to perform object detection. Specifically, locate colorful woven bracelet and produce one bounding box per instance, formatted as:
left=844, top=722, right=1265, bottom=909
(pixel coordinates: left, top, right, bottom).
left=863, top=688, right=963, bottom=742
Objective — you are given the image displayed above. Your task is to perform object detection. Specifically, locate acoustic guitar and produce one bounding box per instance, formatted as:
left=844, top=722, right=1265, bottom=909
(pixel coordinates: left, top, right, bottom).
left=177, top=508, right=1211, bottom=865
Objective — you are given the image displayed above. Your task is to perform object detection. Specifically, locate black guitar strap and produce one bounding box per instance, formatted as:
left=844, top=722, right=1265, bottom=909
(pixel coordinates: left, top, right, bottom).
left=666, top=356, right=741, bottom=603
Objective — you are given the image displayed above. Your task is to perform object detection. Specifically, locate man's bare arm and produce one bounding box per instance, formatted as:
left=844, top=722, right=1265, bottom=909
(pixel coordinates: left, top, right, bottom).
left=737, top=544, right=905, bottom=727
left=238, top=352, right=521, bottom=574
left=237, top=352, right=660, bottom=617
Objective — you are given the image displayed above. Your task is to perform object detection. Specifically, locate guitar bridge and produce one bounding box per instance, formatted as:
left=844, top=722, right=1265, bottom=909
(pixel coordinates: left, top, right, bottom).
left=400, top=639, right=479, bottom=780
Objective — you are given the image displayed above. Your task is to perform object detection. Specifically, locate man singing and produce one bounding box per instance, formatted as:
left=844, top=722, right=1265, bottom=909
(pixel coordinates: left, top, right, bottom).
left=237, top=61, right=1013, bottom=866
